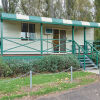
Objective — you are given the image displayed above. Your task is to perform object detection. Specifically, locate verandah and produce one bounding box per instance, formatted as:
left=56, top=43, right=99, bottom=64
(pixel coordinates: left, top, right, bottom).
left=0, top=13, right=100, bottom=70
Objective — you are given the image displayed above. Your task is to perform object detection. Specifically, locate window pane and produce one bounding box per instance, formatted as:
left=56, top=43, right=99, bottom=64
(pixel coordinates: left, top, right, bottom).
left=29, top=24, right=35, bottom=33
left=29, top=33, right=36, bottom=40
left=22, top=23, right=28, bottom=32
left=46, top=29, right=52, bottom=34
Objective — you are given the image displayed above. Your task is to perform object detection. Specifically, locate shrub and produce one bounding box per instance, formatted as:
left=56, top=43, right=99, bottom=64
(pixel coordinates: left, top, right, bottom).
left=5, top=59, right=32, bottom=75
left=0, top=58, right=12, bottom=77
left=91, top=53, right=100, bottom=64
left=0, top=54, right=80, bottom=77
left=32, top=54, right=80, bottom=72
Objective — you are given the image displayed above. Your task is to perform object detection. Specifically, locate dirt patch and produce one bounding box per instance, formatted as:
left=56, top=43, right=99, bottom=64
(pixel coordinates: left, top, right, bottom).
left=14, top=95, right=37, bottom=100
left=0, top=94, right=5, bottom=99
left=21, top=85, right=44, bottom=93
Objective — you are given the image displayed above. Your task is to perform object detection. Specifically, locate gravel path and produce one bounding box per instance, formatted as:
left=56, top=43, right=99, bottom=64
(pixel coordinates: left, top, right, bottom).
left=36, top=82, right=100, bottom=100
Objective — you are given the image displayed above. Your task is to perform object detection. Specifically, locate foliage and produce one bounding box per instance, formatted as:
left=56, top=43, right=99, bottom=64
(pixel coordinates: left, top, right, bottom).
left=93, top=41, right=100, bottom=50
left=94, top=0, right=100, bottom=40
left=1, top=0, right=94, bottom=21
left=31, top=54, right=80, bottom=72
left=2, top=0, right=19, bottom=13
left=20, top=0, right=47, bottom=16
left=0, top=6, right=3, bottom=13
left=91, top=53, right=100, bottom=64
left=5, top=59, right=31, bottom=76
left=0, top=58, right=12, bottom=77
left=71, top=0, right=93, bottom=21
left=19, top=0, right=93, bottom=21
left=0, top=54, right=80, bottom=77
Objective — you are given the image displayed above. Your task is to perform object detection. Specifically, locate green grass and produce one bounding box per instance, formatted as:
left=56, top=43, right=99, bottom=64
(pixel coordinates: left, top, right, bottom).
left=0, top=71, right=96, bottom=100
left=0, top=94, right=28, bottom=100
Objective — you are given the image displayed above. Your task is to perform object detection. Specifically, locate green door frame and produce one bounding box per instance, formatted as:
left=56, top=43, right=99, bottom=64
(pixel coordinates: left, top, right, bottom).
left=1, top=19, right=3, bottom=56
left=72, top=26, right=75, bottom=54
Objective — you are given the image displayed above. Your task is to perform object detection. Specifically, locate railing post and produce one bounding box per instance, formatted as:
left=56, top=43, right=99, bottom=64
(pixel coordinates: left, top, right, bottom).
left=84, top=52, right=86, bottom=71
left=83, top=27, right=86, bottom=71
left=78, top=46, right=80, bottom=59
left=1, top=19, right=3, bottom=56
left=91, top=47, right=92, bottom=58
left=40, top=23, right=43, bottom=56
left=72, top=26, right=75, bottom=54
left=84, top=27, right=86, bottom=52
left=96, top=52, right=98, bottom=67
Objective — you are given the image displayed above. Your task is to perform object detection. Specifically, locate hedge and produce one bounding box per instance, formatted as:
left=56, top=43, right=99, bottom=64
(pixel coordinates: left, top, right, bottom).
left=91, top=53, right=100, bottom=64
left=32, top=54, right=80, bottom=72
left=0, top=54, right=80, bottom=77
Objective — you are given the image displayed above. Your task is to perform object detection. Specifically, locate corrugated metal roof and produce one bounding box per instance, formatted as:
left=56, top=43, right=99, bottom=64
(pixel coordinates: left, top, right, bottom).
left=1, top=13, right=100, bottom=28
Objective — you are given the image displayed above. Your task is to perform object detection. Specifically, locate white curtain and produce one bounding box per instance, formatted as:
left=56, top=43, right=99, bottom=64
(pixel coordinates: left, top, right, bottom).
left=21, top=32, right=26, bottom=38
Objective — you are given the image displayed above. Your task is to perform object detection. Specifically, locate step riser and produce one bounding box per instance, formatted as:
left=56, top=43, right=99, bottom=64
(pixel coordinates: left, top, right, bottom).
left=78, top=55, right=97, bottom=68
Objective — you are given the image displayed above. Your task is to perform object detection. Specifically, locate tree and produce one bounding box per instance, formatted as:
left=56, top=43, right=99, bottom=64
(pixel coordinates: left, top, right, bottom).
left=2, top=0, right=19, bottom=13
left=2, top=0, right=8, bottom=12
left=20, top=0, right=47, bottom=16
left=6, top=0, right=93, bottom=22
left=64, top=0, right=93, bottom=21
left=47, top=0, right=54, bottom=17
left=0, top=6, right=3, bottom=13
left=94, top=0, right=100, bottom=40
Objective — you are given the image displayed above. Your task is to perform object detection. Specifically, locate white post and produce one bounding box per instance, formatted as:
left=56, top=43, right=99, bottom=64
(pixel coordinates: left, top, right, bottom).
left=30, top=70, right=32, bottom=89
left=71, top=66, right=73, bottom=82
left=99, top=64, right=100, bottom=75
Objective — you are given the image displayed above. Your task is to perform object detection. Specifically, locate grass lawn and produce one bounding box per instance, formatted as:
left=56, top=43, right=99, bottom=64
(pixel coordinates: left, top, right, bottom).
left=0, top=71, right=98, bottom=100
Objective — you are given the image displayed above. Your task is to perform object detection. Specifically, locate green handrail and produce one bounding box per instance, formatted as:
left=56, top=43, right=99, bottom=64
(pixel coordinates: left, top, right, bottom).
left=87, top=40, right=100, bottom=50
left=86, top=41, right=100, bottom=67
left=74, top=41, right=86, bottom=70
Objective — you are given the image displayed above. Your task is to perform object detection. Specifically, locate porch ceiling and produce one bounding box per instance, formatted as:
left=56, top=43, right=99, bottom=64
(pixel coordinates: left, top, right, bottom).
left=1, top=13, right=100, bottom=28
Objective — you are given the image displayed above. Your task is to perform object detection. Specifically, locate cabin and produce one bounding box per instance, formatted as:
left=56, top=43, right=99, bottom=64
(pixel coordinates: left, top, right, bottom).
left=0, top=13, right=100, bottom=70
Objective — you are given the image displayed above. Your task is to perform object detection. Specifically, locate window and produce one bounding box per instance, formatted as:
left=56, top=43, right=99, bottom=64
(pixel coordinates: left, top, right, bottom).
left=45, top=28, right=53, bottom=34
left=21, top=23, right=35, bottom=40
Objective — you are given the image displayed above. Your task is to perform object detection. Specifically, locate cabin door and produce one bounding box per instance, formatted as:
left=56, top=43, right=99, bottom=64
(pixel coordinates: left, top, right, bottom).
left=53, top=29, right=59, bottom=53
left=53, top=29, right=66, bottom=53
left=60, top=30, right=66, bottom=53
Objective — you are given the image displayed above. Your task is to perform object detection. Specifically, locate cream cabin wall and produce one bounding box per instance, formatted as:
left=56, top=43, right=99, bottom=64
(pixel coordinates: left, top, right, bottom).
left=3, top=20, right=41, bottom=54
left=2, top=20, right=94, bottom=54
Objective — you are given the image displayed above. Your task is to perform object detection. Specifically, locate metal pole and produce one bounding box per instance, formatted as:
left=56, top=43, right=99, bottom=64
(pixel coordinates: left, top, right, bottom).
left=30, top=70, right=32, bottom=89
left=72, top=26, right=74, bottom=54
left=1, top=19, right=3, bottom=56
left=71, top=66, right=73, bottom=82
left=99, top=64, right=100, bottom=75
left=40, top=23, right=43, bottom=56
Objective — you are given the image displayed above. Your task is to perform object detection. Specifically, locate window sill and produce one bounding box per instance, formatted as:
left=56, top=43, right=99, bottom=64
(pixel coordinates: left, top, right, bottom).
left=21, top=38, right=34, bottom=41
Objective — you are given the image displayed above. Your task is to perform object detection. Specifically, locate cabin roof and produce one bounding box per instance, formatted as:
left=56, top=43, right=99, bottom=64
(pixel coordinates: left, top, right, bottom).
left=1, top=13, right=100, bottom=28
